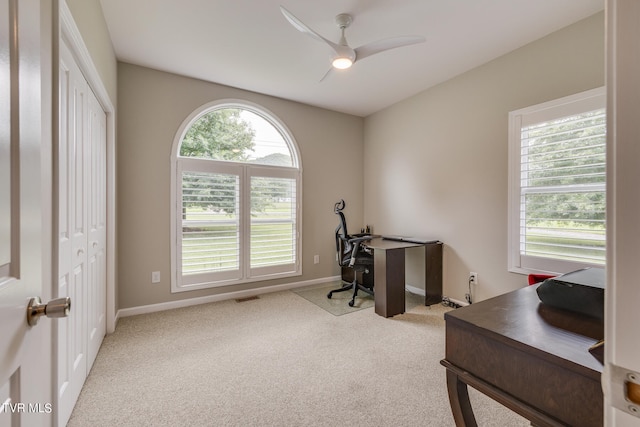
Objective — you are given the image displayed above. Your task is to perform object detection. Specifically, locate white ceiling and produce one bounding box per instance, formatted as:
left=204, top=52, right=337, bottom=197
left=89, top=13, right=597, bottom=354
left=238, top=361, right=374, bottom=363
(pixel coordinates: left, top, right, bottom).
left=99, top=0, right=603, bottom=117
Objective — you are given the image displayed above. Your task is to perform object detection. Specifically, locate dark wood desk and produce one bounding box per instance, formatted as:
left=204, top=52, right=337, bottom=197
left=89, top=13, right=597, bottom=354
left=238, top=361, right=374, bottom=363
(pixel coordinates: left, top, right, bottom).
left=441, top=285, right=604, bottom=427
left=364, top=238, right=442, bottom=317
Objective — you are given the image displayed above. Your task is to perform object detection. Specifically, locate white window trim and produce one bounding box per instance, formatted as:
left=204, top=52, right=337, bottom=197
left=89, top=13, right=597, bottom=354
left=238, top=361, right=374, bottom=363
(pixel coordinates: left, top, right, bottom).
left=508, top=87, right=605, bottom=276
left=170, top=99, right=302, bottom=293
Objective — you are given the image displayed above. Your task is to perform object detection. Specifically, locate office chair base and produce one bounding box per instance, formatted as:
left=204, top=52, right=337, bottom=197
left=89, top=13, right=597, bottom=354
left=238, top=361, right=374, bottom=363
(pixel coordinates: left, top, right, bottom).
left=327, top=280, right=374, bottom=308
left=326, top=281, right=354, bottom=299
left=349, top=283, right=374, bottom=307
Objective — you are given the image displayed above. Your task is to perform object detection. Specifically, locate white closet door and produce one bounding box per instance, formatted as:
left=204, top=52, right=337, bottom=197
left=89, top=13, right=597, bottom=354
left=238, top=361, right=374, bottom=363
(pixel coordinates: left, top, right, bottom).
left=86, top=89, right=107, bottom=368
left=57, top=40, right=106, bottom=427
left=57, top=41, right=88, bottom=426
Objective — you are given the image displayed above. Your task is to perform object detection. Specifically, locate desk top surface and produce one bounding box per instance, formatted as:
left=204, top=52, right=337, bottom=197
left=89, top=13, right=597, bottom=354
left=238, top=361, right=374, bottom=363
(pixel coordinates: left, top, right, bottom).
left=445, top=285, right=604, bottom=375
left=364, top=237, right=429, bottom=250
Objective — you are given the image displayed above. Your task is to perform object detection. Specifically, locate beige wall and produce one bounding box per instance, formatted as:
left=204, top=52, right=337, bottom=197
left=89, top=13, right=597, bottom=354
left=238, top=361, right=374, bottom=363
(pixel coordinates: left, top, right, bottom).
left=363, top=12, right=605, bottom=303
left=67, top=2, right=605, bottom=310
left=117, top=63, right=364, bottom=309
left=65, top=0, right=117, bottom=103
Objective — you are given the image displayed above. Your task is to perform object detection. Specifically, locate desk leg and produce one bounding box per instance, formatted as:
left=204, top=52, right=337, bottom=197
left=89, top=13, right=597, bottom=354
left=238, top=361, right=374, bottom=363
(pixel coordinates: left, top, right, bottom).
left=446, top=369, right=478, bottom=427
left=373, top=247, right=406, bottom=317
left=425, top=242, right=443, bottom=305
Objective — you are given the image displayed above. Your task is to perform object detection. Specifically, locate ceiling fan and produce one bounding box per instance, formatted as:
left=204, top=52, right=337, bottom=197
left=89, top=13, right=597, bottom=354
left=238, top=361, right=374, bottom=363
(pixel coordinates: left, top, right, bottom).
left=280, top=5, right=425, bottom=79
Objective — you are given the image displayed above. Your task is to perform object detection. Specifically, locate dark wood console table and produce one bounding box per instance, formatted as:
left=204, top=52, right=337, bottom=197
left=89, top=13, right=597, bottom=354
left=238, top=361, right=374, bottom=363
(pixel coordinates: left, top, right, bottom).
left=440, top=285, right=604, bottom=426
left=363, top=238, right=442, bottom=317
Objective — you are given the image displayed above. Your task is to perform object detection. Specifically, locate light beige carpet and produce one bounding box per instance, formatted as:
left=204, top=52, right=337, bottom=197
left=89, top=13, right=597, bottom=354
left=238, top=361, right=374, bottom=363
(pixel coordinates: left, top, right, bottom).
left=68, top=287, right=529, bottom=426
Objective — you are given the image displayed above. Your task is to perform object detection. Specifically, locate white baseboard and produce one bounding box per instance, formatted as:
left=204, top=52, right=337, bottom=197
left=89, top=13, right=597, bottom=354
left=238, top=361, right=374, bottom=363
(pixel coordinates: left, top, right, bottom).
left=405, top=284, right=425, bottom=296
left=116, top=275, right=341, bottom=320
left=405, top=284, right=468, bottom=307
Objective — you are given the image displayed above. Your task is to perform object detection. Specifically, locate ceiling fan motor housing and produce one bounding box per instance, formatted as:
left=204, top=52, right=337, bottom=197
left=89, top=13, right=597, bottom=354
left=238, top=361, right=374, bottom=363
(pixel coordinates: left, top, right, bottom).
left=335, top=14, right=352, bottom=29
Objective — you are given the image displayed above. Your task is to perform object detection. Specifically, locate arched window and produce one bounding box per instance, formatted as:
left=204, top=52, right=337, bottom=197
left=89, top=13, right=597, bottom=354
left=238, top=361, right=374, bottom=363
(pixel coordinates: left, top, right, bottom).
left=171, top=101, right=302, bottom=292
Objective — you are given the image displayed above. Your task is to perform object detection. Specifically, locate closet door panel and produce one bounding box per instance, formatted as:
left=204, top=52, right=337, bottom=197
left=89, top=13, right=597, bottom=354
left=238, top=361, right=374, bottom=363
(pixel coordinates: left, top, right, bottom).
left=57, top=41, right=88, bottom=426
left=86, top=90, right=106, bottom=367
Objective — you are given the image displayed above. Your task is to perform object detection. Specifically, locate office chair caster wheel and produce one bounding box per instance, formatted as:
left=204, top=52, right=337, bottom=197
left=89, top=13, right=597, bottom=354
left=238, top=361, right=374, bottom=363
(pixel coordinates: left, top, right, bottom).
left=348, top=300, right=355, bottom=307
left=327, top=292, right=333, bottom=299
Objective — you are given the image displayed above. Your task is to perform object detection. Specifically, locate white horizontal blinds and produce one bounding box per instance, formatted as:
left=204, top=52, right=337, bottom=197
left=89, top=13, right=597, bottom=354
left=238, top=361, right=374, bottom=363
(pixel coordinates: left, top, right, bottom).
left=250, top=176, right=297, bottom=268
left=173, top=102, right=301, bottom=291
left=520, top=108, right=606, bottom=265
left=181, top=170, right=240, bottom=275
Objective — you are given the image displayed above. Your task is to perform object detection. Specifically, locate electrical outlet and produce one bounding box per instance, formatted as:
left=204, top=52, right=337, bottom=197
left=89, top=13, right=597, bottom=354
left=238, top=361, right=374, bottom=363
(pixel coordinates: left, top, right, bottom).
left=151, top=271, right=161, bottom=283
left=313, top=255, right=319, bottom=264
left=469, top=272, right=478, bottom=285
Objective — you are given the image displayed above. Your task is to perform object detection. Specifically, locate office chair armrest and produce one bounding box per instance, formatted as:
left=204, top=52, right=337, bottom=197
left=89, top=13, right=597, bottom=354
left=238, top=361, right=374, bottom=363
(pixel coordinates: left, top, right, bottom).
left=352, top=233, right=380, bottom=239
left=347, top=235, right=374, bottom=244
left=347, top=235, right=373, bottom=267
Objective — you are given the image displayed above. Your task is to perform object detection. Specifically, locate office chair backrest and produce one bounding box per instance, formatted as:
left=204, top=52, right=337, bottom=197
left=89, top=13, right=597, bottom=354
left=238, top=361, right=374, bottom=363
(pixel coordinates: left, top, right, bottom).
left=334, top=200, right=352, bottom=267
left=328, top=200, right=374, bottom=306
left=334, top=199, right=348, bottom=236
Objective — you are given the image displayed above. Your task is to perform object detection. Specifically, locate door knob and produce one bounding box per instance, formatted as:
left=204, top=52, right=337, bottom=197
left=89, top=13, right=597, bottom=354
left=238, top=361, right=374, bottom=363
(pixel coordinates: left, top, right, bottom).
left=27, top=296, right=71, bottom=326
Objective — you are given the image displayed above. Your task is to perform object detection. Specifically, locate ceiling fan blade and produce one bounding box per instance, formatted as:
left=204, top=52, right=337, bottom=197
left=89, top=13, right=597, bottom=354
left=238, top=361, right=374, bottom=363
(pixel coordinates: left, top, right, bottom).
left=319, top=67, right=333, bottom=82
left=280, top=6, right=340, bottom=53
left=355, top=35, right=425, bottom=62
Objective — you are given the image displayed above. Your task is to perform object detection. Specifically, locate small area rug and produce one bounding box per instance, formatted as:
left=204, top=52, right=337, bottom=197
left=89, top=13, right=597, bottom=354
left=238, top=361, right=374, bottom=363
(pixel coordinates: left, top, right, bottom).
left=293, top=281, right=424, bottom=316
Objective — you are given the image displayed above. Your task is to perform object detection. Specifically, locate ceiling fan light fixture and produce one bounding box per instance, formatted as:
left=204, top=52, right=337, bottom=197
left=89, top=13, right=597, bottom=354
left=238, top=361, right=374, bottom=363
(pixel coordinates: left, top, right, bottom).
left=332, top=57, right=353, bottom=69
left=280, top=6, right=426, bottom=80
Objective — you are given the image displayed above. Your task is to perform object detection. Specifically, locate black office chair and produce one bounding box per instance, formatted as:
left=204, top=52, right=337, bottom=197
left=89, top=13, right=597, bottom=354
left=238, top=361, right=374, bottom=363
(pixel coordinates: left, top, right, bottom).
left=327, top=200, right=374, bottom=307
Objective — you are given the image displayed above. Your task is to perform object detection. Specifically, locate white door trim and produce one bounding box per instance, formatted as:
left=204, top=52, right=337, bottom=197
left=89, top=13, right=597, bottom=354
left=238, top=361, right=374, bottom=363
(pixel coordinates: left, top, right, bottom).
left=58, top=2, right=116, bottom=333
left=0, top=0, right=54, bottom=425
left=604, top=0, right=640, bottom=425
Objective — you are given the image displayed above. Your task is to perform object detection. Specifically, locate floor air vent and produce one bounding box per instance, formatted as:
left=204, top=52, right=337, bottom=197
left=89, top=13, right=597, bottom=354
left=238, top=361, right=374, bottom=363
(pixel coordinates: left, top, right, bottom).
left=235, top=296, right=260, bottom=303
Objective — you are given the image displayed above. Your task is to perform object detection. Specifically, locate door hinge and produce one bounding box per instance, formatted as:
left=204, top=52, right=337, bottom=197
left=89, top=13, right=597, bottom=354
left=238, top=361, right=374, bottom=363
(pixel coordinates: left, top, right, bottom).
left=607, top=364, right=640, bottom=418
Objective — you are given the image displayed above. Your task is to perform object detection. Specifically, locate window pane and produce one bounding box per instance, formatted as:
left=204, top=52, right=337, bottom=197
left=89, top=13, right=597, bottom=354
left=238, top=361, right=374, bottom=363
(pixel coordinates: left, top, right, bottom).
left=250, top=176, right=296, bottom=268
left=520, top=108, right=606, bottom=265
left=180, top=108, right=256, bottom=162
left=181, top=171, right=239, bottom=274
left=240, top=111, right=293, bottom=167
left=174, top=102, right=301, bottom=291
left=522, top=110, right=606, bottom=188
left=179, top=108, right=293, bottom=167
left=522, top=191, right=605, bottom=264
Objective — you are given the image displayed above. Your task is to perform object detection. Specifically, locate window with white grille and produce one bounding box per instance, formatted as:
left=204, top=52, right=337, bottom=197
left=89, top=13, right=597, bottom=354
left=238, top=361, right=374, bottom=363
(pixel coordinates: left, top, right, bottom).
left=171, top=101, right=301, bottom=292
left=508, top=87, right=605, bottom=275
